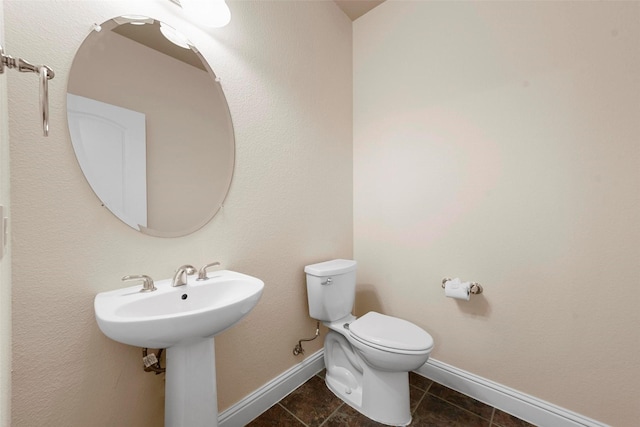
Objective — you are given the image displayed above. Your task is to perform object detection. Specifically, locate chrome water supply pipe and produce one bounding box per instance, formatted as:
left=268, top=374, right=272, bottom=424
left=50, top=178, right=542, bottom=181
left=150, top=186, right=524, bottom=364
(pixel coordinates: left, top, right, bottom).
left=293, top=321, right=320, bottom=356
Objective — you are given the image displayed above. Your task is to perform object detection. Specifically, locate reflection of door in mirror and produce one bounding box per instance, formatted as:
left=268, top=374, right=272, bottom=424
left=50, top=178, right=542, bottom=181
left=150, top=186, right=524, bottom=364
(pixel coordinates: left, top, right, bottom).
left=67, top=17, right=235, bottom=237
left=67, top=94, right=147, bottom=230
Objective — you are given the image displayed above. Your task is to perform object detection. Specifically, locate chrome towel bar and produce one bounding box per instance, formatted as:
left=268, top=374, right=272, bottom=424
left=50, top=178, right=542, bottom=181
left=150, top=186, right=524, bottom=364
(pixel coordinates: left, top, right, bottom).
left=1, top=43, right=55, bottom=137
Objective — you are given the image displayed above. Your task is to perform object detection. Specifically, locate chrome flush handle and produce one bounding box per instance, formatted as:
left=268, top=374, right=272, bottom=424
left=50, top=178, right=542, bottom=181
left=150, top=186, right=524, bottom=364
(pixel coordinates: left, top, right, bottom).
left=321, top=277, right=333, bottom=285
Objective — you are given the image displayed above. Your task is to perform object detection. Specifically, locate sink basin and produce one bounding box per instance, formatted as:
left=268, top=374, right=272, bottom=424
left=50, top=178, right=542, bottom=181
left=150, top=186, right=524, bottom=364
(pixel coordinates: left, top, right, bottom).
left=94, top=270, right=264, bottom=348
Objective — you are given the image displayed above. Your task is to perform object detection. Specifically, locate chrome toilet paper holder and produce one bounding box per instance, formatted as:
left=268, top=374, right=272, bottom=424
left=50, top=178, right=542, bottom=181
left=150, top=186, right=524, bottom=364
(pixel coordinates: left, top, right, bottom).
left=442, top=278, right=483, bottom=295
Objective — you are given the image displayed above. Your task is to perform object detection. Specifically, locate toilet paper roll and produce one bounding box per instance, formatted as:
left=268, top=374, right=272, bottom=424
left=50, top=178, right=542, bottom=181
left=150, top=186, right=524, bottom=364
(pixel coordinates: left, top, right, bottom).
left=444, top=278, right=470, bottom=301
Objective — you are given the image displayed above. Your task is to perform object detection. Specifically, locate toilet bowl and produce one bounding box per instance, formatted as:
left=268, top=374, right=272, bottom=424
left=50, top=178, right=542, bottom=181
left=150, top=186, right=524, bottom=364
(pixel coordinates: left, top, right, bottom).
left=347, top=311, right=433, bottom=371
left=305, top=260, right=434, bottom=426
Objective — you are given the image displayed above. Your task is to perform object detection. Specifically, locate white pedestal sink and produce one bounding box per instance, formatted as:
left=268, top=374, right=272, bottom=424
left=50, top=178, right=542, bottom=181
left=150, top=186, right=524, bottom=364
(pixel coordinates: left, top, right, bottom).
left=94, top=270, right=264, bottom=427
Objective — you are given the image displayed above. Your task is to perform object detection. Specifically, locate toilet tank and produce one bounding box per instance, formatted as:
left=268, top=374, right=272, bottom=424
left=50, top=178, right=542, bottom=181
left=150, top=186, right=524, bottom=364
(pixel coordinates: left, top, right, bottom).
left=304, top=259, right=357, bottom=322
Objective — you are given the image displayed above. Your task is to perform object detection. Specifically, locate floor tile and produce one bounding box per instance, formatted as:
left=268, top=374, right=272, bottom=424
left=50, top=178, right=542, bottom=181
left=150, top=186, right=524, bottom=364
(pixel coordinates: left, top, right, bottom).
left=248, top=371, right=538, bottom=427
left=492, top=409, right=537, bottom=427
left=279, top=375, right=343, bottom=427
left=411, top=394, right=491, bottom=427
left=323, top=404, right=386, bottom=427
left=409, top=372, right=433, bottom=391
left=246, top=403, right=304, bottom=426
left=410, top=385, right=427, bottom=414
left=427, top=382, right=494, bottom=420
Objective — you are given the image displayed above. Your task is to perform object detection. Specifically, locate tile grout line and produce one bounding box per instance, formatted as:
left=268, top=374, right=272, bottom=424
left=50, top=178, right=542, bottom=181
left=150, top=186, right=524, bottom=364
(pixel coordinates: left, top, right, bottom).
left=318, top=402, right=345, bottom=427
left=315, top=371, right=350, bottom=427
left=277, top=402, right=311, bottom=427
left=427, top=391, right=494, bottom=424
left=410, top=385, right=430, bottom=417
left=489, top=407, right=496, bottom=426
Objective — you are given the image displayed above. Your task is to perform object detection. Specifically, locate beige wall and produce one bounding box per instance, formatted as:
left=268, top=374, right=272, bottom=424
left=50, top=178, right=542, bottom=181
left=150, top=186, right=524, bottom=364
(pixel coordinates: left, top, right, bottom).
left=9, top=0, right=637, bottom=426
left=0, top=1, right=12, bottom=425
left=354, top=1, right=640, bottom=426
left=68, top=28, right=232, bottom=235
left=6, top=1, right=351, bottom=426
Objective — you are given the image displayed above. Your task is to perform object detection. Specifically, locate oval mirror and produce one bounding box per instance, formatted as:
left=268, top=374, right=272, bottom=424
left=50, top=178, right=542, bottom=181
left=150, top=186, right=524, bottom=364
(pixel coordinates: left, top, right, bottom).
left=66, top=16, right=234, bottom=237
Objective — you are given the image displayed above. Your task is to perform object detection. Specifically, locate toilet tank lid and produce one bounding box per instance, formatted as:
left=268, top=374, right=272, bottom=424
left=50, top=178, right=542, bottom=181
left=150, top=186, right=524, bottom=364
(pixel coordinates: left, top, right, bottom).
left=304, top=259, right=357, bottom=276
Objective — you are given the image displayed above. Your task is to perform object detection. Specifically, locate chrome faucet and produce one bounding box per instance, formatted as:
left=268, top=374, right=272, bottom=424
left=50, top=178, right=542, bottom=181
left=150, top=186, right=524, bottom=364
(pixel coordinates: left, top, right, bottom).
left=122, top=274, right=156, bottom=293
left=172, top=265, right=196, bottom=287
left=197, top=262, right=221, bottom=281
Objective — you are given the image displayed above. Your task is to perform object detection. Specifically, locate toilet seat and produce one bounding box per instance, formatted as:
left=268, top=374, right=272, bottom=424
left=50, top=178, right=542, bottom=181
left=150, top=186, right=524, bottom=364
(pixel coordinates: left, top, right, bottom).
left=348, top=312, right=433, bottom=354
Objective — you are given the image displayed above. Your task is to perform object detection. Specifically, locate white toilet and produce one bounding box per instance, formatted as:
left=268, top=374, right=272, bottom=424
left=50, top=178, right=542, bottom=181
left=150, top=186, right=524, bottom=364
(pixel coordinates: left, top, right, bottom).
left=305, top=259, right=434, bottom=426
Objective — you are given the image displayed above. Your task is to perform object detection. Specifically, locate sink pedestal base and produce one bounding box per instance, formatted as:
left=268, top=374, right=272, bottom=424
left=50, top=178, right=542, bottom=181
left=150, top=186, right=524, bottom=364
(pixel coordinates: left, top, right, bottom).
left=165, top=338, right=218, bottom=427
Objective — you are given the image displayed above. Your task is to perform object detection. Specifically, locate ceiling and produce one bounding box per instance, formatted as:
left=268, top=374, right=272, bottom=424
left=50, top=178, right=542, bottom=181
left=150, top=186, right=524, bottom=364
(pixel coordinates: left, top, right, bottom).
left=334, top=0, right=385, bottom=21
left=113, top=2, right=386, bottom=69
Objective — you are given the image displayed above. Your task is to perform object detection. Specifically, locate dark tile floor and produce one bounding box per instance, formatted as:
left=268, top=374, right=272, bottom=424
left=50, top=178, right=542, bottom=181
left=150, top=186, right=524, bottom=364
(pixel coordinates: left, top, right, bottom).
left=247, top=371, right=536, bottom=427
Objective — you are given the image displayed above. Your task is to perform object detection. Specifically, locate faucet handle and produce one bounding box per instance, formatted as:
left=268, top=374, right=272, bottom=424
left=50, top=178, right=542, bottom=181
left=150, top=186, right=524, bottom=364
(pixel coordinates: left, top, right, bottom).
left=122, top=274, right=156, bottom=293
left=197, top=262, right=221, bottom=280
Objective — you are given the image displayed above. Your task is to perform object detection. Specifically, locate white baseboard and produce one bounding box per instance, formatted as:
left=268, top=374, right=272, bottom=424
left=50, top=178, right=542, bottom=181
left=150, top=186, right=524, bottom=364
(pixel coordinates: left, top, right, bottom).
left=416, top=358, right=609, bottom=427
left=218, top=351, right=607, bottom=427
left=218, top=349, right=324, bottom=427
